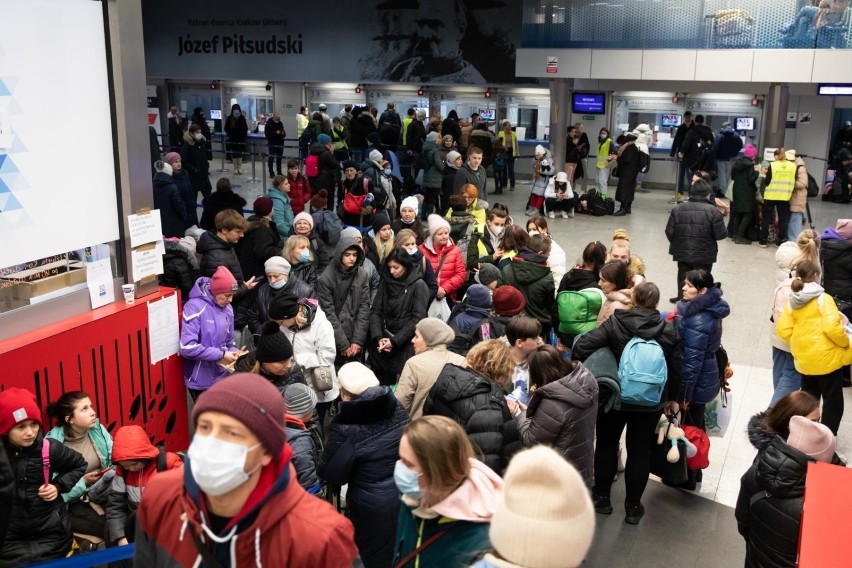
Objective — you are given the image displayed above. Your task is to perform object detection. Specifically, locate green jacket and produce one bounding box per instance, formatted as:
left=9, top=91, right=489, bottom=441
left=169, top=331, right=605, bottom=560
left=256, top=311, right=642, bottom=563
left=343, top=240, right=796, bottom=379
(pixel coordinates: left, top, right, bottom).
left=501, top=256, right=555, bottom=327
left=46, top=421, right=113, bottom=503
left=394, top=505, right=490, bottom=568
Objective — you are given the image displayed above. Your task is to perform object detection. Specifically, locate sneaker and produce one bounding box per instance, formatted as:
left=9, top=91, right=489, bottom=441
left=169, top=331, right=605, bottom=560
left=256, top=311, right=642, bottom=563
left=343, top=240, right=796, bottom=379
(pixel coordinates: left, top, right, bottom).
left=593, top=493, right=613, bottom=515
left=757, top=241, right=768, bottom=248
left=561, top=210, right=570, bottom=219
left=548, top=212, right=556, bottom=219
left=525, top=207, right=538, bottom=216
left=624, top=502, right=645, bottom=525
left=733, top=237, right=752, bottom=245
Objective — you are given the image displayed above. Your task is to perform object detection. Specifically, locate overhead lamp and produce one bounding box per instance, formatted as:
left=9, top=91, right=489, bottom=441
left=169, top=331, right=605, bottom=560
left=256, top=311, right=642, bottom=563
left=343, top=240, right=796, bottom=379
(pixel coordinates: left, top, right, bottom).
left=355, top=84, right=362, bottom=94
left=751, top=95, right=759, bottom=106
left=672, top=93, right=680, bottom=103
left=209, top=82, right=216, bottom=90
left=417, top=86, right=424, bottom=96
left=485, top=87, right=492, bottom=98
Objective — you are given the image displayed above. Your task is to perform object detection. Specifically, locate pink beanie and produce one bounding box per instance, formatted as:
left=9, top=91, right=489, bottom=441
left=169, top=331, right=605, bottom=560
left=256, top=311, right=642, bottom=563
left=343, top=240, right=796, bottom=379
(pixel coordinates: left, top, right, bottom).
left=744, top=144, right=757, bottom=159
left=209, top=266, right=238, bottom=295
left=787, top=415, right=836, bottom=463
left=836, top=219, right=852, bottom=241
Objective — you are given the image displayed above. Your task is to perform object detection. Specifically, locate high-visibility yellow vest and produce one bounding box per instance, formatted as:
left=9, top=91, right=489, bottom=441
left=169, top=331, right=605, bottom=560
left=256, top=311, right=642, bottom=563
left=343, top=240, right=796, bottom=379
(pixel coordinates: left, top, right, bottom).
left=596, top=138, right=613, bottom=169
left=497, top=131, right=518, bottom=155
left=764, top=160, right=796, bottom=201
left=402, top=117, right=413, bottom=146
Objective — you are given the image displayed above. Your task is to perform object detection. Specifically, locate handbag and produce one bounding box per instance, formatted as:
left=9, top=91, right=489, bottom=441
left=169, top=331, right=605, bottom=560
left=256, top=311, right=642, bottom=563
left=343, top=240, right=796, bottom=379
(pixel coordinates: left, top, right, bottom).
left=650, top=414, right=689, bottom=485
left=343, top=178, right=370, bottom=215
left=305, top=364, right=334, bottom=392
left=611, top=166, right=620, bottom=178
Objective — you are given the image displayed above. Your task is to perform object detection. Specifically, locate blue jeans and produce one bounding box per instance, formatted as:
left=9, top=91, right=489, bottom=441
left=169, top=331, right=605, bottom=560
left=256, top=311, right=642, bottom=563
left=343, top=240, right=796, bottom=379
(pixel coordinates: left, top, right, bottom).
left=788, top=212, right=803, bottom=242
left=770, top=347, right=801, bottom=406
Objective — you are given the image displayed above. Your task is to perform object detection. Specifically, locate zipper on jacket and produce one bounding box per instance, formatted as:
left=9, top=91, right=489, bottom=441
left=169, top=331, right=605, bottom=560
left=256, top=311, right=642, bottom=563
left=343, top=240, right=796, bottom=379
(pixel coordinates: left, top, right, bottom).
left=415, top=518, right=425, bottom=568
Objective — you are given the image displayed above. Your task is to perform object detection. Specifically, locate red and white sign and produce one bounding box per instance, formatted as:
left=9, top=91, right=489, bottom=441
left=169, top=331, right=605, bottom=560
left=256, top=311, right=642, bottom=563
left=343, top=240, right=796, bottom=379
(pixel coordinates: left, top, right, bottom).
left=546, top=56, right=558, bottom=74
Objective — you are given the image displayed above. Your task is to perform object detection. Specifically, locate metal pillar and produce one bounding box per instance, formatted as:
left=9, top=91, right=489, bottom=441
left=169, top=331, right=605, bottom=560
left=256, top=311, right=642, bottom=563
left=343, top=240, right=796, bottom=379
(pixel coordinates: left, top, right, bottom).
left=762, top=83, right=790, bottom=151
left=549, top=78, right=572, bottom=169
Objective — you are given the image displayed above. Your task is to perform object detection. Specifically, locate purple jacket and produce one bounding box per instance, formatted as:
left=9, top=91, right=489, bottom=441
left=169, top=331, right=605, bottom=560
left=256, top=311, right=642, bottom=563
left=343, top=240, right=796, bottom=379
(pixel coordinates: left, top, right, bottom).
left=179, top=277, right=236, bottom=390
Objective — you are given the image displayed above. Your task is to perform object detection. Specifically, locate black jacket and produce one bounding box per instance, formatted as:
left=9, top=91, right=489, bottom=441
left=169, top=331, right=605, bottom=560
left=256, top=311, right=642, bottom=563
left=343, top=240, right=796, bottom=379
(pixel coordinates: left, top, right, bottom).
left=821, top=237, right=852, bottom=303
left=735, top=435, right=812, bottom=568
left=1, top=437, right=86, bottom=565
left=665, top=196, right=728, bottom=264
left=615, top=143, right=641, bottom=203
left=264, top=118, right=286, bottom=148
left=316, top=236, right=371, bottom=352
left=235, top=216, right=282, bottom=280
left=406, top=119, right=426, bottom=154
left=289, top=257, right=318, bottom=289
left=308, top=144, right=340, bottom=195
left=171, top=169, right=198, bottom=228
left=682, top=124, right=714, bottom=165
left=318, top=386, right=409, bottom=568
left=152, top=172, right=187, bottom=238
left=160, top=240, right=200, bottom=302
left=168, top=116, right=184, bottom=150
left=670, top=121, right=693, bottom=157
left=350, top=113, right=376, bottom=148
left=224, top=114, right=248, bottom=143
left=197, top=230, right=245, bottom=282
left=247, top=278, right=315, bottom=336
left=0, top=445, right=13, bottom=552
left=424, top=364, right=521, bottom=475
left=572, top=307, right=682, bottom=412
left=731, top=157, right=759, bottom=213
left=179, top=134, right=211, bottom=198
left=441, top=116, right=462, bottom=146
left=558, top=268, right=600, bottom=292
left=199, top=191, right=247, bottom=231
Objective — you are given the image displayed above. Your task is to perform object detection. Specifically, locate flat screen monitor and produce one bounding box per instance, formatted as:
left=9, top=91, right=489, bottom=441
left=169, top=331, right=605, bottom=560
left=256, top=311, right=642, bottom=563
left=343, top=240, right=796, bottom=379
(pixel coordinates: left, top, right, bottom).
left=661, top=114, right=682, bottom=127
left=736, top=117, right=755, bottom=131
left=478, top=108, right=495, bottom=121
left=572, top=93, right=605, bottom=115
left=209, top=109, right=222, bottom=120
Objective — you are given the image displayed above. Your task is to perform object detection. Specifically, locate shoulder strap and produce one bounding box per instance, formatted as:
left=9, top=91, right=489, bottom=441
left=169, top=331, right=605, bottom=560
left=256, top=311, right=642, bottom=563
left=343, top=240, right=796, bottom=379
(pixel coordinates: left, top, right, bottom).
left=42, top=438, right=51, bottom=485
left=394, top=529, right=449, bottom=568
left=156, top=445, right=168, bottom=472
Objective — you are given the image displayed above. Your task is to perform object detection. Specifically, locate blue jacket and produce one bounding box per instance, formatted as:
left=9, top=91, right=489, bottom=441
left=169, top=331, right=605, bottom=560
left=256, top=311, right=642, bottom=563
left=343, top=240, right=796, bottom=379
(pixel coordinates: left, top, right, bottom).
left=179, top=277, right=236, bottom=390
left=268, top=186, right=294, bottom=237
left=318, top=386, right=409, bottom=568
left=46, top=422, right=113, bottom=503
left=714, top=127, right=744, bottom=161
left=676, top=287, right=730, bottom=404
left=152, top=172, right=188, bottom=238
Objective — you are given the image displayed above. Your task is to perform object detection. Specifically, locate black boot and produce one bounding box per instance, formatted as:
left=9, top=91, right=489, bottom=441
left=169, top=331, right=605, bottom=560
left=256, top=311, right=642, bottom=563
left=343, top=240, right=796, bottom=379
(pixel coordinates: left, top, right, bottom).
left=625, top=202, right=632, bottom=214
left=613, top=206, right=628, bottom=217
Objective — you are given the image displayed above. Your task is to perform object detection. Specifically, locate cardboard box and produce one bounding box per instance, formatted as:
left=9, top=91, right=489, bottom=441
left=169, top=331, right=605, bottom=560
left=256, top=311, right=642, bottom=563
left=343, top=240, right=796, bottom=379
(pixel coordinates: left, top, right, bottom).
left=0, top=260, right=86, bottom=300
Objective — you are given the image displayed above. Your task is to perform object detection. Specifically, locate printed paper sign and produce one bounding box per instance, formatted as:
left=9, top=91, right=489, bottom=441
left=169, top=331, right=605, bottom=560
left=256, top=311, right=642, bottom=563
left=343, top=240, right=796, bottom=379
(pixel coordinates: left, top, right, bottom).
left=128, top=210, right=163, bottom=248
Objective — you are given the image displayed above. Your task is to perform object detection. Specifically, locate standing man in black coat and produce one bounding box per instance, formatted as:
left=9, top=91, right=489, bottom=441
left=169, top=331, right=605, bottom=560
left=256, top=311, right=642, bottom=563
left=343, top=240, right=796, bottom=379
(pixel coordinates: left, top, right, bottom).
left=180, top=124, right=212, bottom=202
left=664, top=179, right=727, bottom=303
left=265, top=112, right=286, bottom=178
left=152, top=161, right=187, bottom=238
left=670, top=111, right=694, bottom=201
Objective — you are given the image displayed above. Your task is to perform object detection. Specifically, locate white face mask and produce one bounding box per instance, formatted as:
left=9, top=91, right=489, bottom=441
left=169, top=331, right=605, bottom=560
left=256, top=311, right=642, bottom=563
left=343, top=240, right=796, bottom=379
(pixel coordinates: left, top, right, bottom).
left=188, top=434, right=262, bottom=497
left=269, top=278, right=287, bottom=290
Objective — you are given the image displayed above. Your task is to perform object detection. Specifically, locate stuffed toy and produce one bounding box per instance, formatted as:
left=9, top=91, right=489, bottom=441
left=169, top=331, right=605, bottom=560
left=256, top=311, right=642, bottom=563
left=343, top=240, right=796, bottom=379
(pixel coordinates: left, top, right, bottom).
left=655, top=413, right=697, bottom=463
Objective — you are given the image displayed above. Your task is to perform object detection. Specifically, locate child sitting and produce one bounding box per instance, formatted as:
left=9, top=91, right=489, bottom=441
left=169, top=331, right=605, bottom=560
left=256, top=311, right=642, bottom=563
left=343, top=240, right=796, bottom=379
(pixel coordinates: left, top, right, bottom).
left=283, top=383, right=322, bottom=493
left=0, top=388, right=86, bottom=565
left=446, top=184, right=488, bottom=225
left=106, top=425, right=183, bottom=545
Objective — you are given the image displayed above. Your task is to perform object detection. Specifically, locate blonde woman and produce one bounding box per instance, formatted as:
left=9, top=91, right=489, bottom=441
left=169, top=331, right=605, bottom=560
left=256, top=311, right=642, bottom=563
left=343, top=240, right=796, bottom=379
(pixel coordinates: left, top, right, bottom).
left=283, top=234, right=316, bottom=287
left=775, top=228, right=820, bottom=283
left=367, top=212, right=395, bottom=266
left=608, top=228, right=646, bottom=286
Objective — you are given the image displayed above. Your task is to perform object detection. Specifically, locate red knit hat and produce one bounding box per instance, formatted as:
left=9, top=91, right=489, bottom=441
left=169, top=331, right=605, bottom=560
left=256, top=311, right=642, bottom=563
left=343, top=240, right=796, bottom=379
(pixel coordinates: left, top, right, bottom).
left=253, top=196, right=273, bottom=217
left=192, top=373, right=290, bottom=461
left=493, top=285, right=526, bottom=316
left=209, top=266, right=238, bottom=296
left=0, top=388, right=42, bottom=436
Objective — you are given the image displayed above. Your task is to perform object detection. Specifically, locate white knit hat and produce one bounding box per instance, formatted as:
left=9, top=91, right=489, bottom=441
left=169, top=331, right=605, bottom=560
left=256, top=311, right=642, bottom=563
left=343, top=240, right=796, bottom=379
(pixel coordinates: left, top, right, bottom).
left=535, top=144, right=546, bottom=157
left=401, top=196, right=419, bottom=213
left=427, top=214, right=450, bottom=237
left=426, top=131, right=439, bottom=142
left=369, top=149, right=384, bottom=165
left=446, top=150, right=462, bottom=166
left=264, top=256, right=291, bottom=276
left=490, top=446, right=595, bottom=568
left=337, top=362, right=379, bottom=397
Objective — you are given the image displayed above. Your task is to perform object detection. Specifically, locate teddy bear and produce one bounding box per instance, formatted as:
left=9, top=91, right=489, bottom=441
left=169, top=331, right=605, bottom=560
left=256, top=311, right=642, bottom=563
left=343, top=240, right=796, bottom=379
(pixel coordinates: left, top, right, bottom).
left=656, top=413, right=698, bottom=463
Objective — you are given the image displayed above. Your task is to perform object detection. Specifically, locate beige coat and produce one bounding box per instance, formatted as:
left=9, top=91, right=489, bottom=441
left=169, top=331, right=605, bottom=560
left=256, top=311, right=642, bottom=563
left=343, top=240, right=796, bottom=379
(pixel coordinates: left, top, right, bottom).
left=789, top=157, right=808, bottom=214
left=395, top=346, right=467, bottom=419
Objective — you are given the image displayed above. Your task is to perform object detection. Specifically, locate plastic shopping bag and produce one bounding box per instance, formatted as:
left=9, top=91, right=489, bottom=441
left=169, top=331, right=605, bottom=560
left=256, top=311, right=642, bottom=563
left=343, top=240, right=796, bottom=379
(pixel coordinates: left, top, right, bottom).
left=427, top=298, right=452, bottom=322
left=704, top=389, right=731, bottom=438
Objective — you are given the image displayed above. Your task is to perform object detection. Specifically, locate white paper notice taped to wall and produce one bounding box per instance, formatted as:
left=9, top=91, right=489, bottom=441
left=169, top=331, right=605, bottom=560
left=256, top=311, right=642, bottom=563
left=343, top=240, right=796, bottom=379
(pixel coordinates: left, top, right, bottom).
left=148, top=293, right=179, bottom=364
left=128, top=210, right=163, bottom=248
left=131, top=244, right=164, bottom=282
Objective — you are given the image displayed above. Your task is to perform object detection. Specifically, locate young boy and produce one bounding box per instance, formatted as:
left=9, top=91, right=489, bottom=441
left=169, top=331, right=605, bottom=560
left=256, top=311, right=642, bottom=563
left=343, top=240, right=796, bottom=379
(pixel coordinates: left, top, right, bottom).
left=504, top=315, right=543, bottom=405
left=500, top=235, right=555, bottom=338
left=0, top=388, right=86, bottom=565
left=283, top=383, right=322, bottom=493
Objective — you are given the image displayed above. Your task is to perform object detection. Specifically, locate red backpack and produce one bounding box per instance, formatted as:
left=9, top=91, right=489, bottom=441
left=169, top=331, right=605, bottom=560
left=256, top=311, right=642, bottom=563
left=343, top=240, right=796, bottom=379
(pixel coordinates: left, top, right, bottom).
left=683, top=425, right=710, bottom=470
left=305, top=155, right=319, bottom=177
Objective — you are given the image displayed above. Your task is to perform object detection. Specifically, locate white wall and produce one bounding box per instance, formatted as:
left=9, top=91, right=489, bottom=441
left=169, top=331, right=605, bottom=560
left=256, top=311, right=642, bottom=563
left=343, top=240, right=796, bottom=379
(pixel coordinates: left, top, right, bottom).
left=272, top=82, right=305, bottom=131
left=784, top=95, right=836, bottom=182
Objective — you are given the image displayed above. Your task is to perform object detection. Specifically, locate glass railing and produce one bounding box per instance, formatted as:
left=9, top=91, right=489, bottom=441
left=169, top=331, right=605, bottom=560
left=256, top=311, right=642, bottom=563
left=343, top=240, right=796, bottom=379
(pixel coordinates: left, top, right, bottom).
left=522, top=0, right=851, bottom=49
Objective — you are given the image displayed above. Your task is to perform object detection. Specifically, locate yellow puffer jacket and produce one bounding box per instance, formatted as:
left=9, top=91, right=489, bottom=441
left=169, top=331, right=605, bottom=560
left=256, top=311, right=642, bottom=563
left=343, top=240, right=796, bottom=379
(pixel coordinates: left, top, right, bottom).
left=776, top=289, right=852, bottom=375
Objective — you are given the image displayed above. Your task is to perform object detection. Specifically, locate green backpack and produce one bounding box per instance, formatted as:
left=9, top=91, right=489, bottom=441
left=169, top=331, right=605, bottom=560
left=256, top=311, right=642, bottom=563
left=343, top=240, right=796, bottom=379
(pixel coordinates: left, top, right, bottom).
left=556, top=288, right=605, bottom=335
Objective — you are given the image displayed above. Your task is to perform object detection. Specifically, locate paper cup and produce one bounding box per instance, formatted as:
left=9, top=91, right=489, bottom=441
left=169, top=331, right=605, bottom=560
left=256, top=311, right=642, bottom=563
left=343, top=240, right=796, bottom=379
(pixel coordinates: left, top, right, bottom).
left=121, top=284, right=135, bottom=304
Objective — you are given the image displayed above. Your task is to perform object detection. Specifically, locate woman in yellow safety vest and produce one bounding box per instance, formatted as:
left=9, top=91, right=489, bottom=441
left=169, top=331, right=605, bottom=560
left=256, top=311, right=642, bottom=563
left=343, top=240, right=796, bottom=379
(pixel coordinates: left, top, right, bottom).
left=760, top=147, right=797, bottom=248
left=595, top=128, right=617, bottom=196
left=497, top=121, right=519, bottom=190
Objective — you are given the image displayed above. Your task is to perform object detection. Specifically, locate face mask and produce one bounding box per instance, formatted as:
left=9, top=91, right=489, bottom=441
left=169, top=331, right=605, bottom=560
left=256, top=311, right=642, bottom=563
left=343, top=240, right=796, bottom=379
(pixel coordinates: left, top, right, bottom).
left=599, top=135, right=607, bottom=142
left=269, top=278, right=287, bottom=290
left=404, top=246, right=418, bottom=255
left=394, top=460, right=422, bottom=499
left=194, top=133, right=204, bottom=141
left=298, top=250, right=310, bottom=263
left=233, top=110, right=240, bottom=118
left=188, top=435, right=262, bottom=497
left=383, top=169, right=392, bottom=177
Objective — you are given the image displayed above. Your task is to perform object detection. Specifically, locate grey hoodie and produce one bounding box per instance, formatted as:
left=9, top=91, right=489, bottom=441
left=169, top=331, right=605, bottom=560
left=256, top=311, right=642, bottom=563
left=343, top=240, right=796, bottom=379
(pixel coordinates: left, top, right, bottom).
left=788, top=282, right=824, bottom=309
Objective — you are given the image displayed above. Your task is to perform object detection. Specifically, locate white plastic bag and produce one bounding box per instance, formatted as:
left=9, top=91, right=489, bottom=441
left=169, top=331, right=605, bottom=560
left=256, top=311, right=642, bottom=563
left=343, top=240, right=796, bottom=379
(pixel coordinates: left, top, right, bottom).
left=427, top=298, right=451, bottom=322
left=704, top=389, right=731, bottom=438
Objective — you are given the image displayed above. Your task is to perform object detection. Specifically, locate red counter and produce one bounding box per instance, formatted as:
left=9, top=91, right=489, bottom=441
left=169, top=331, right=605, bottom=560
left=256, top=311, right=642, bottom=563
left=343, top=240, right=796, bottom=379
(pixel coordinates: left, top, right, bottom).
left=799, top=461, right=852, bottom=567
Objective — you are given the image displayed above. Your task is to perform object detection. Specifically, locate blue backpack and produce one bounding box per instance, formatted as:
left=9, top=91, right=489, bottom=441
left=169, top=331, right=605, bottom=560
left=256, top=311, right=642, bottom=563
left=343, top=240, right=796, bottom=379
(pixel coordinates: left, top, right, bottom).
left=618, top=336, right=668, bottom=406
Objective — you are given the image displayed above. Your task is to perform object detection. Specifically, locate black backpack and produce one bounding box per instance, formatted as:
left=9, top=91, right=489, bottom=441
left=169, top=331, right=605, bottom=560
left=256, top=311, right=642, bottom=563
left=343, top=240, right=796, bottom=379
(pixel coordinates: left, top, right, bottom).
left=448, top=317, right=493, bottom=356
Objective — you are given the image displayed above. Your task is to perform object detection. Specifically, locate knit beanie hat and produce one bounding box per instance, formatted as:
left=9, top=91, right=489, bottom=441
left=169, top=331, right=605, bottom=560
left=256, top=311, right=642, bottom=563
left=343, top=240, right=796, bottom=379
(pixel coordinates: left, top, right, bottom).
left=690, top=179, right=712, bottom=197
left=253, top=196, right=274, bottom=217
left=401, top=196, right=419, bottom=213
left=264, top=256, right=291, bottom=277
left=490, top=446, right=594, bottom=568
left=163, top=152, right=181, bottom=167
left=0, top=388, right=42, bottom=436
left=442, top=134, right=454, bottom=145
left=416, top=318, right=455, bottom=347
left=465, top=284, right=492, bottom=310
left=367, top=132, right=380, bottom=145
left=317, top=133, right=332, bottom=145
left=446, top=151, right=461, bottom=166
left=209, top=266, right=238, bottom=295
left=426, top=131, right=439, bottom=142
left=192, top=373, right=289, bottom=461
left=744, top=144, right=758, bottom=159
left=310, top=189, right=328, bottom=210
left=369, top=149, right=384, bottom=165
left=492, top=285, right=526, bottom=316
left=427, top=214, right=451, bottom=237
left=338, top=362, right=379, bottom=396
left=475, top=264, right=501, bottom=288
left=535, top=144, right=546, bottom=157
left=268, top=291, right=300, bottom=320
left=341, top=227, right=362, bottom=241
left=788, top=415, right=836, bottom=463
left=342, top=160, right=358, bottom=171
left=372, top=212, right=391, bottom=234
left=294, top=211, right=314, bottom=230
left=839, top=148, right=852, bottom=161
left=835, top=219, right=852, bottom=241
left=255, top=321, right=294, bottom=363
left=785, top=149, right=797, bottom=161
left=284, top=383, right=317, bottom=418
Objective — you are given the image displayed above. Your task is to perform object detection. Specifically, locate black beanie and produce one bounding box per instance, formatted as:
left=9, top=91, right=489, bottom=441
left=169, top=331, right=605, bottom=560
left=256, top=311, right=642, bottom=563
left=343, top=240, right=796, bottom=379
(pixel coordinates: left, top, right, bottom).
left=255, top=321, right=294, bottom=363
left=268, top=291, right=300, bottom=320
left=372, top=212, right=391, bottom=234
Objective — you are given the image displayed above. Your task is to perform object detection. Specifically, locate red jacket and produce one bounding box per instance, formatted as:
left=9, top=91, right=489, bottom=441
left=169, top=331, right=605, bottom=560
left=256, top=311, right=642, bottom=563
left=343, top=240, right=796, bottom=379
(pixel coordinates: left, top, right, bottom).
left=287, top=174, right=309, bottom=214
left=135, top=453, right=358, bottom=568
left=419, top=237, right=466, bottom=301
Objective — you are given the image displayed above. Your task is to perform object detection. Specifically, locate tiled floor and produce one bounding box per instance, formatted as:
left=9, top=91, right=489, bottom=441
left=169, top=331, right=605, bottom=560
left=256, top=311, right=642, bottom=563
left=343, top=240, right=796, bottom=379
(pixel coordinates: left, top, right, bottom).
left=218, top=169, right=852, bottom=564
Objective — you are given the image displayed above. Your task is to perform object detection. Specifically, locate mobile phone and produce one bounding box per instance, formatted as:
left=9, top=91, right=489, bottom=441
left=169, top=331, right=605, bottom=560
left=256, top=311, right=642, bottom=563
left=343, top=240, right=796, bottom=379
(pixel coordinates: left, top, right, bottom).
left=98, top=467, right=113, bottom=474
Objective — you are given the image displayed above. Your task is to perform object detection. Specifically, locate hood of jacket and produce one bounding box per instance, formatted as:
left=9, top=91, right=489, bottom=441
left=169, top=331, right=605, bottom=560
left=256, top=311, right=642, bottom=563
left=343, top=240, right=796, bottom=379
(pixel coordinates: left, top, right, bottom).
left=164, top=239, right=199, bottom=269
left=747, top=410, right=777, bottom=452
left=335, top=386, right=399, bottom=425
left=422, top=235, right=456, bottom=257
left=435, top=364, right=497, bottom=403
left=187, top=276, right=220, bottom=308
left=516, top=247, right=548, bottom=265
left=197, top=230, right=232, bottom=255
left=611, top=307, right=666, bottom=339
left=448, top=214, right=474, bottom=242
left=245, top=215, right=272, bottom=233
left=788, top=282, right=824, bottom=309
left=381, top=257, right=423, bottom=288
left=428, top=458, right=503, bottom=522
left=152, top=172, right=175, bottom=187
left=331, top=235, right=365, bottom=271
left=560, top=268, right=599, bottom=291
left=676, top=286, right=730, bottom=320
left=821, top=227, right=845, bottom=242
left=755, top=436, right=809, bottom=499
left=111, top=425, right=160, bottom=462
left=507, top=256, right=550, bottom=284
left=532, top=363, right=597, bottom=411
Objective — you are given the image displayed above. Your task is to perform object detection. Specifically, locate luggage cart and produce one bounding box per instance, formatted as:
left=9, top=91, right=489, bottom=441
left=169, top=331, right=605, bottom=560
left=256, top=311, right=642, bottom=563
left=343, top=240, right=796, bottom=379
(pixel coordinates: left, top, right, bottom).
left=709, top=9, right=756, bottom=49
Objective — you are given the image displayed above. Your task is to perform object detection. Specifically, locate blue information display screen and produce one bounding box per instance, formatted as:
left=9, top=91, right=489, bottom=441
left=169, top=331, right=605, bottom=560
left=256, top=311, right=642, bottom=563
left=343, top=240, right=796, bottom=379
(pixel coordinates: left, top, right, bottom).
left=572, top=93, right=605, bottom=114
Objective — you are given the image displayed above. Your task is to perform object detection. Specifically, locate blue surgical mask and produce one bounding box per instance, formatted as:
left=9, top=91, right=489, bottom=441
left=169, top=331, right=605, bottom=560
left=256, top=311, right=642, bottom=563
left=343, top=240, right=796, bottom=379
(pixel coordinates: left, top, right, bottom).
left=298, top=250, right=310, bottom=263
left=394, top=460, right=422, bottom=499
left=269, top=278, right=287, bottom=290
